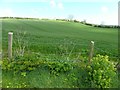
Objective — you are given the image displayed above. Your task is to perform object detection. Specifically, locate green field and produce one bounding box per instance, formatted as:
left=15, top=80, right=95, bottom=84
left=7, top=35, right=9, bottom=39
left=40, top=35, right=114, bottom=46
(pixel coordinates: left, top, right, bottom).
left=1, top=19, right=119, bottom=88
left=2, top=19, right=118, bottom=57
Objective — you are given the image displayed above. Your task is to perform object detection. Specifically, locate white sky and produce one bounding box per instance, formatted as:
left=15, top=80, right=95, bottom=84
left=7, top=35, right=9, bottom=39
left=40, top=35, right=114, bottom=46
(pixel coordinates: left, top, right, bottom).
left=0, top=0, right=119, bottom=25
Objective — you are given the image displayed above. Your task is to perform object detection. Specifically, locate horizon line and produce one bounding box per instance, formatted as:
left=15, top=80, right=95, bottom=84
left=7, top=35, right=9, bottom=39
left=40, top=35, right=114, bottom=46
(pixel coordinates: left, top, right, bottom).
left=0, top=16, right=118, bottom=26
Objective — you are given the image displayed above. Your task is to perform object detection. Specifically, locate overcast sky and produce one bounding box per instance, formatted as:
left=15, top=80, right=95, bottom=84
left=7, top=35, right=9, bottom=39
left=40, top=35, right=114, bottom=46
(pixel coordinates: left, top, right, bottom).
left=0, top=0, right=119, bottom=25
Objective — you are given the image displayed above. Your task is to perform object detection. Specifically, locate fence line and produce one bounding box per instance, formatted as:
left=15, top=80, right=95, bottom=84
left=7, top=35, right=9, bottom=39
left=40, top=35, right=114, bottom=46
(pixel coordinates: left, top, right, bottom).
left=7, top=32, right=95, bottom=61
left=7, top=32, right=117, bottom=60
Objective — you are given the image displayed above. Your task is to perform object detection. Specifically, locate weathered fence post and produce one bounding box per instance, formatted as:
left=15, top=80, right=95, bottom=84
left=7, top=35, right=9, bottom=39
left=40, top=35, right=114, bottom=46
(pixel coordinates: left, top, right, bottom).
left=89, top=41, right=94, bottom=63
left=8, top=32, right=13, bottom=59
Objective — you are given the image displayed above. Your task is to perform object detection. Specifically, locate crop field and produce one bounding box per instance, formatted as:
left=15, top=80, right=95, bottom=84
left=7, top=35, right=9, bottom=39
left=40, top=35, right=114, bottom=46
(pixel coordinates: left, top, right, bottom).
left=1, top=18, right=119, bottom=88
left=2, top=19, right=118, bottom=57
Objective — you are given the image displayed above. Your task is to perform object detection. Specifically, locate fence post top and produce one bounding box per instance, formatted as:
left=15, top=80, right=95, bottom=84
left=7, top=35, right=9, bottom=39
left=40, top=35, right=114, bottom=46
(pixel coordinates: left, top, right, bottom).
left=8, top=32, right=13, bottom=35
left=91, top=41, right=94, bottom=44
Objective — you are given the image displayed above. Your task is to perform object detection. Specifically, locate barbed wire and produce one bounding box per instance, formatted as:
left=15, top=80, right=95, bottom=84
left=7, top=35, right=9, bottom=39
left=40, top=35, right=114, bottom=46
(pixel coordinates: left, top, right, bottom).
left=28, top=43, right=89, bottom=46
left=31, top=47, right=118, bottom=59
left=2, top=41, right=118, bottom=59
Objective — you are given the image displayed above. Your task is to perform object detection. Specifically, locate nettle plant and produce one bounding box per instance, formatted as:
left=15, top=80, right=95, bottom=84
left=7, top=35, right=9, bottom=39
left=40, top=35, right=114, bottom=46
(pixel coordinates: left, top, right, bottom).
left=84, top=54, right=117, bottom=88
left=47, top=61, right=73, bottom=76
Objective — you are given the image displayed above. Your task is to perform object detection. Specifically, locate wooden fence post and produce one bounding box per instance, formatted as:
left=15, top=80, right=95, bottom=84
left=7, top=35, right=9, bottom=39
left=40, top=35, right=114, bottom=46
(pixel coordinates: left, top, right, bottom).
left=8, top=32, right=13, bottom=59
left=89, top=41, right=94, bottom=63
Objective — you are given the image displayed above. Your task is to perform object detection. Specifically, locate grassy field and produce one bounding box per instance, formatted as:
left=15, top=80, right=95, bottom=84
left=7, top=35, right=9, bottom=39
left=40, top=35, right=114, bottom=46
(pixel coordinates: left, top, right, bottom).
left=2, top=19, right=118, bottom=57
left=1, top=18, right=119, bottom=88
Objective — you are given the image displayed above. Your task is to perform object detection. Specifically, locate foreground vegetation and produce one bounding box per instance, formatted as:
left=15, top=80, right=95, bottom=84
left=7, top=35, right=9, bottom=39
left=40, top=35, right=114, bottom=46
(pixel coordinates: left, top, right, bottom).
left=2, top=54, right=118, bottom=88
left=1, top=18, right=119, bottom=88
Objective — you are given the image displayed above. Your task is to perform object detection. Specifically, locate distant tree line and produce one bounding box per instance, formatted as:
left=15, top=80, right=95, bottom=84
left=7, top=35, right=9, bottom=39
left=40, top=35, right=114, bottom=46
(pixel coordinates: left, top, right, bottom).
left=0, top=17, right=39, bottom=20
left=56, top=19, right=119, bottom=28
left=93, top=24, right=119, bottom=28
left=81, top=22, right=119, bottom=28
left=55, top=19, right=80, bottom=23
left=41, top=18, right=49, bottom=20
